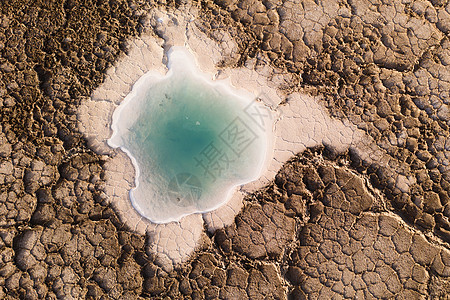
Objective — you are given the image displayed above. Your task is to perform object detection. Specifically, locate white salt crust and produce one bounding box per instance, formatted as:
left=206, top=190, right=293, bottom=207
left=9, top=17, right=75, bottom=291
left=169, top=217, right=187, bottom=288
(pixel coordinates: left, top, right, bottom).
left=77, top=6, right=415, bottom=271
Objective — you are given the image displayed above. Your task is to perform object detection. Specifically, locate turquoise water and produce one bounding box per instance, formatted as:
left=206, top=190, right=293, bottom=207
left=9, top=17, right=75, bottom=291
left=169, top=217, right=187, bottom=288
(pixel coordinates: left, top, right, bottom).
left=109, top=48, right=269, bottom=223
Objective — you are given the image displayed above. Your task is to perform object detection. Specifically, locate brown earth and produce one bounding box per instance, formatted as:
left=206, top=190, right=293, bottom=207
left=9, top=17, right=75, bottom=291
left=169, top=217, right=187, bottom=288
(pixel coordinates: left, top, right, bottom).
left=0, top=0, right=449, bottom=299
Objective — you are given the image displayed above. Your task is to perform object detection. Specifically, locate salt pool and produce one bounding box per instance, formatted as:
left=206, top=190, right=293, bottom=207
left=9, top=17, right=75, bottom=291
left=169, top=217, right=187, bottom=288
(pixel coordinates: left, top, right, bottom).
left=108, top=47, right=271, bottom=223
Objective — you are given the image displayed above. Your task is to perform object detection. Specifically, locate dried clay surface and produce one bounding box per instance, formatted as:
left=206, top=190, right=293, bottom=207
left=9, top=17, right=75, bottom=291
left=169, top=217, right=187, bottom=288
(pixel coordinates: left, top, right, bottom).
left=0, top=0, right=449, bottom=299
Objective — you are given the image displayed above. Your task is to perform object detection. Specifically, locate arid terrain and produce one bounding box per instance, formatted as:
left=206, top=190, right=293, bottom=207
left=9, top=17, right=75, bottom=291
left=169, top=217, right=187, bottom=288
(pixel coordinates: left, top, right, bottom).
left=0, top=0, right=449, bottom=299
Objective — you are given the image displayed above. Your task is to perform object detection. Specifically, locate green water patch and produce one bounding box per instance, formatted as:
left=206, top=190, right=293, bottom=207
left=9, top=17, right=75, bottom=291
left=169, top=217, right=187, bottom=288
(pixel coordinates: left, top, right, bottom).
left=109, top=47, right=270, bottom=223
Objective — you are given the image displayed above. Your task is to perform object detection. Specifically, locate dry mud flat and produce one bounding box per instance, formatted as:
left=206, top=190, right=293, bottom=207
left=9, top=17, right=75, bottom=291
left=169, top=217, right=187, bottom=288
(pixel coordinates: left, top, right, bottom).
left=0, top=0, right=450, bottom=299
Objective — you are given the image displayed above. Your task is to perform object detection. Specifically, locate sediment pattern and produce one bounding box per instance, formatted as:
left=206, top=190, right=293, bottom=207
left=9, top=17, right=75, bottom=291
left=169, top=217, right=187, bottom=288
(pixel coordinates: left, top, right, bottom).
left=0, top=0, right=449, bottom=299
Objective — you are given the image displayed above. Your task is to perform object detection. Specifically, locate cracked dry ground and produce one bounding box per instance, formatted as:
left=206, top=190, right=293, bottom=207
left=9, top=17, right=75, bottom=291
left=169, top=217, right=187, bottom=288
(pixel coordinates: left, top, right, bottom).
left=0, top=0, right=449, bottom=299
